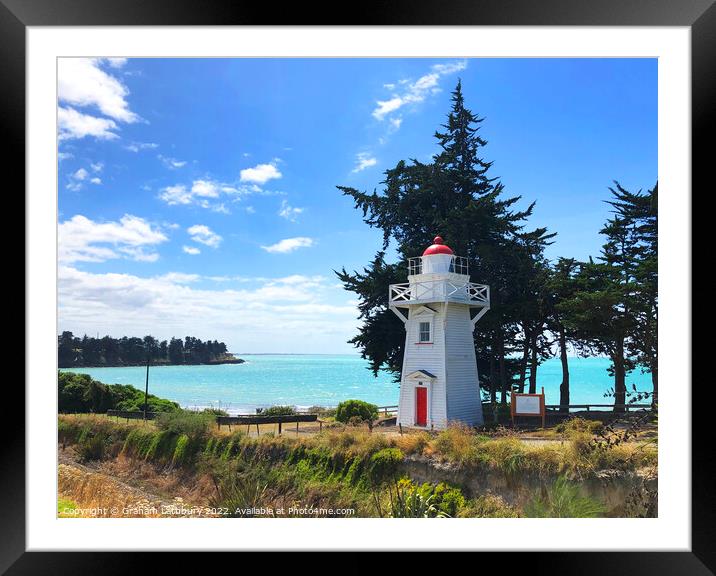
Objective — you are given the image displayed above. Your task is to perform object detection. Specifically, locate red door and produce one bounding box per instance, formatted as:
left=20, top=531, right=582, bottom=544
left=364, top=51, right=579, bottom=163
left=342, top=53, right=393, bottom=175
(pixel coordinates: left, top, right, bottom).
left=415, top=387, right=427, bottom=426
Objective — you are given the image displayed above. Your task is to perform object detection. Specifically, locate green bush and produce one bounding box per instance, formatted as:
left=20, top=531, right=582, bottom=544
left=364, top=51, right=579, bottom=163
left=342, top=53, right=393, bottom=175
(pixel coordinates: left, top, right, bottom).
left=335, top=400, right=378, bottom=424
left=76, top=430, right=107, bottom=461
left=368, top=448, right=404, bottom=486
left=422, top=482, right=466, bottom=517
left=58, top=371, right=180, bottom=414
left=259, top=405, right=296, bottom=416
left=155, top=411, right=213, bottom=440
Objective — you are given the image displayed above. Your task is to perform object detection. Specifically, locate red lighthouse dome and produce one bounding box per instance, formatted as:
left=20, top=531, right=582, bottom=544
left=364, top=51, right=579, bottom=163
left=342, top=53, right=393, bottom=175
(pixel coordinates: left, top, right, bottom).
left=423, top=236, right=454, bottom=256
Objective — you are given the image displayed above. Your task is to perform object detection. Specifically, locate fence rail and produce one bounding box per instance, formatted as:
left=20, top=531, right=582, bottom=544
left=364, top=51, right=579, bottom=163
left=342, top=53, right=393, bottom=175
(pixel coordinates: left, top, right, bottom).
left=107, top=409, right=158, bottom=420
left=377, top=405, right=398, bottom=417
left=216, top=413, right=320, bottom=434
left=543, top=404, right=653, bottom=412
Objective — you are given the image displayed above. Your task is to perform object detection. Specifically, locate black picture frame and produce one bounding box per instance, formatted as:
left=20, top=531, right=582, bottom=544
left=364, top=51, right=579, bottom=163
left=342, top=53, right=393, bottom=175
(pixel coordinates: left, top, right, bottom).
left=6, top=0, right=708, bottom=571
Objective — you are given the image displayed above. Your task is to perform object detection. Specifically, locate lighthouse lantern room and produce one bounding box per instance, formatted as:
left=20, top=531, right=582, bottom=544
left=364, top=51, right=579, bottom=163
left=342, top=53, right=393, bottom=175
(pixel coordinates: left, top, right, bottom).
left=389, top=236, right=490, bottom=430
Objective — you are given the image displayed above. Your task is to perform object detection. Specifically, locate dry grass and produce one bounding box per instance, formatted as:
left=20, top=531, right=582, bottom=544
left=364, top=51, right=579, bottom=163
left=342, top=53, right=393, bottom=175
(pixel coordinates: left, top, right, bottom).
left=58, top=413, right=656, bottom=480
left=57, top=462, right=216, bottom=517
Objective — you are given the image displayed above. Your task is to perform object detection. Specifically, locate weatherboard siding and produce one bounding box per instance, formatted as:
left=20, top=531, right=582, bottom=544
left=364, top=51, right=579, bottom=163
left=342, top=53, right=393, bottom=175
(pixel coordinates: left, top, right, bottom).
left=444, top=304, right=484, bottom=426
left=398, top=304, right=447, bottom=428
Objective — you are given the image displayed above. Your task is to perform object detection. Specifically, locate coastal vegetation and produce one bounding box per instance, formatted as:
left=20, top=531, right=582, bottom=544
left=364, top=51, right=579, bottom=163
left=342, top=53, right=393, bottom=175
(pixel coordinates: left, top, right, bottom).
left=58, top=332, right=241, bottom=368
left=337, top=81, right=657, bottom=411
left=58, top=413, right=656, bottom=518
left=335, top=399, right=379, bottom=424
left=59, top=371, right=180, bottom=414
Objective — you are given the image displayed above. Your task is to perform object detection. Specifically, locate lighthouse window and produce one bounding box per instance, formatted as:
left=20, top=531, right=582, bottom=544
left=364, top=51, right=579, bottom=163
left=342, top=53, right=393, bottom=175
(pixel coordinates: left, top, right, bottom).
left=419, top=322, right=431, bottom=342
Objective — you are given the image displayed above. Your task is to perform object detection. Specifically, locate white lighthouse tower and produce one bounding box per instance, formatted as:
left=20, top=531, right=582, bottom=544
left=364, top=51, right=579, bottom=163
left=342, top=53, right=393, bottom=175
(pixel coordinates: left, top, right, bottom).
left=389, top=236, right=490, bottom=430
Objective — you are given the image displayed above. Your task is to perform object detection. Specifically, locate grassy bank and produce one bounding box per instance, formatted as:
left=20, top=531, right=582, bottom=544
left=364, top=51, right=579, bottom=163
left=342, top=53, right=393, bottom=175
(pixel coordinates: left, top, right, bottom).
left=58, top=414, right=657, bottom=518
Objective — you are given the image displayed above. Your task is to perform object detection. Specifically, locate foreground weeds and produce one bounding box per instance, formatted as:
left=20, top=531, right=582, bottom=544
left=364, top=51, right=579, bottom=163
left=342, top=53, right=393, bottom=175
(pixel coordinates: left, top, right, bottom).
left=58, top=414, right=656, bottom=518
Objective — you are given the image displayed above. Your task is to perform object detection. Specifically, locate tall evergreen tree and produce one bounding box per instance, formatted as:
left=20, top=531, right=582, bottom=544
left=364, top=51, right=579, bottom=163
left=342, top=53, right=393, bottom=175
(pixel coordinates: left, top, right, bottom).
left=559, top=181, right=650, bottom=411
left=337, top=81, right=553, bottom=401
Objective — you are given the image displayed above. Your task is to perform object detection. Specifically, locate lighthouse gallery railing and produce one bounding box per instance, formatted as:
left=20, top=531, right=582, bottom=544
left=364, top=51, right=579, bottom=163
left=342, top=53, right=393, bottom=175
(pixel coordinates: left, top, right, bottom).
left=389, top=280, right=489, bottom=306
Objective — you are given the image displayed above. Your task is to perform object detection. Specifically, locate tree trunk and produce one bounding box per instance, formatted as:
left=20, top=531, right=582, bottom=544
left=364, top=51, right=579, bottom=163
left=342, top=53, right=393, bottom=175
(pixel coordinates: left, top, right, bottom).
left=613, top=339, right=626, bottom=412
left=558, top=325, right=570, bottom=413
left=489, top=350, right=497, bottom=405
left=518, top=327, right=529, bottom=394
left=528, top=330, right=538, bottom=394
left=499, top=339, right=508, bottom=405
left=651, top=364, right=658, bottom=407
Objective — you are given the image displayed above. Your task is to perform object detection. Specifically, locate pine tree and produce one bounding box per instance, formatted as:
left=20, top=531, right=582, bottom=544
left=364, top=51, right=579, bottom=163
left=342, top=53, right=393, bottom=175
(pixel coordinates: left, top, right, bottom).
left=337, top=81, right=553, bottom=400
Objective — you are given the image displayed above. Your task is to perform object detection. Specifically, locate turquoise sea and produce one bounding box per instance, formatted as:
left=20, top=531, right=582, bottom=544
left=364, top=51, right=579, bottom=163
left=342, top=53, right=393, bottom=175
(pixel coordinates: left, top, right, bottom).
left=60, top=354, right=653, bottom=415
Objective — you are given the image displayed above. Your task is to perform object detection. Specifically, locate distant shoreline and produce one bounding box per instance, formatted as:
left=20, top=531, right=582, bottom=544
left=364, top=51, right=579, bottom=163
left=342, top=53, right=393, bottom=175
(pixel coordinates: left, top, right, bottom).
left=59, top=357, right=245, bottom=369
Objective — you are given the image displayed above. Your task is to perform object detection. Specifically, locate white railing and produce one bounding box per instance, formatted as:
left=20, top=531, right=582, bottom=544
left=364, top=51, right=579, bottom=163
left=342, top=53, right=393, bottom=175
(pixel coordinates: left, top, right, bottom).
left=407, top=255, right=469, bottom=276
left=389, top=280, right=489, bottom=306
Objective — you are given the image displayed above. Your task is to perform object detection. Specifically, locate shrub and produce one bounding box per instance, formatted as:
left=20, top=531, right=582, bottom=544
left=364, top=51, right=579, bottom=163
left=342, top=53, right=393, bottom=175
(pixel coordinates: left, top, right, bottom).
left=368, top=448, right=404, bottom=487
left=58, top=371, right=180, bottom=414
left=259, top=405, right=296, bottom=416
left=202, top=407, right=229, bottom=417
left=155, top=411, right=213, bottom=440
left=305, top=406, right=336, bottom=417
left=76, top=430, right=107, bottom=461
left=335, top=400, right=378, bottom=424
left=392, top=488, right=446, bottom=518
left=416, top=481, right=466, bottom=517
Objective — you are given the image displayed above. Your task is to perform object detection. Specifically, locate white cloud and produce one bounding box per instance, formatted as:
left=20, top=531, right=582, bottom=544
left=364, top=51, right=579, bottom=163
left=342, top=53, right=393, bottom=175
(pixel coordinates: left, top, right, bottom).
left=58, top=58, right=139, bottom=123
left=58, top=152, right=74, bottom=161
left=240, top=163, right=282, bottom=185
left=58, top=267, right=359, bottom=353
left=158, top=154, right=187, bottom=169
left=157, top=272, right=200, bottom=283
left=159, top=184, right=193, bottom=205
left=125, top=142, right=158, bottom=152
left=106, top=57, right=128, bottom=69
left=187, top=224, right=222, bottom=248
left=245, top=206, right=256, bottom=214
left=73, top=168, right=89, bottom=181
left=67, top=166, right=102, bottom=191
left=159, top=178, right=250, bottom=211
left=372, top=60, right=467, bottom=122
left=183, top=245, right=201, bottom=255
left=58, top=214, right=167, bottom=264
left=372, top=97, right=403, bottom=121
left=261, top=237, right=314, bottom=254
left=278, top=200, right=304, bottom=222
left=90, top=162, right=103, bottom=172
left=351, top=153, right=377, bottom=173
left=58, top=106, right=119, bottom=141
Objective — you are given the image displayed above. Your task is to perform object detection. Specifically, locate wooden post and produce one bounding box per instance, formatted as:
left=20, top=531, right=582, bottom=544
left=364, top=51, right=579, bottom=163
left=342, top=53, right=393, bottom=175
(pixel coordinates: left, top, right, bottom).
left=296, top=421, right=299, bottom=434
left=399, top=423, right=403, bottom=436
left=319, top=421, right=323, bottom=432
left=256, top=423, right=260, bottom=436
left=278, top=422, right=282, bottom=435
left=247, top=424, right=250, bottom=434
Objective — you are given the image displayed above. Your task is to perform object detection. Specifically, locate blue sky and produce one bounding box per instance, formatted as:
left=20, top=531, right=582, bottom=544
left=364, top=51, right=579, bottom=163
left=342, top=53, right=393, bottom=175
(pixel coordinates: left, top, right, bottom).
left=57, top=57, right=657, bottom=353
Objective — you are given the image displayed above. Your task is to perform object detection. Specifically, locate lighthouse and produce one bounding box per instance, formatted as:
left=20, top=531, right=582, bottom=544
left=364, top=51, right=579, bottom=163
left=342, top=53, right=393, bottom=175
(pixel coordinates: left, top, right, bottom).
left=389, top=236, right=490, bottom=430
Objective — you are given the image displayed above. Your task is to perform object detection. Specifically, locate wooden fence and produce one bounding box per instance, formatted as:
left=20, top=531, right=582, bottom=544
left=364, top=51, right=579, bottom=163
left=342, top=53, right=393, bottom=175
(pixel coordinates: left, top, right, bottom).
left=216, top=413, right=319, bottom=434
left=107, top=409, right=157, bottom=420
